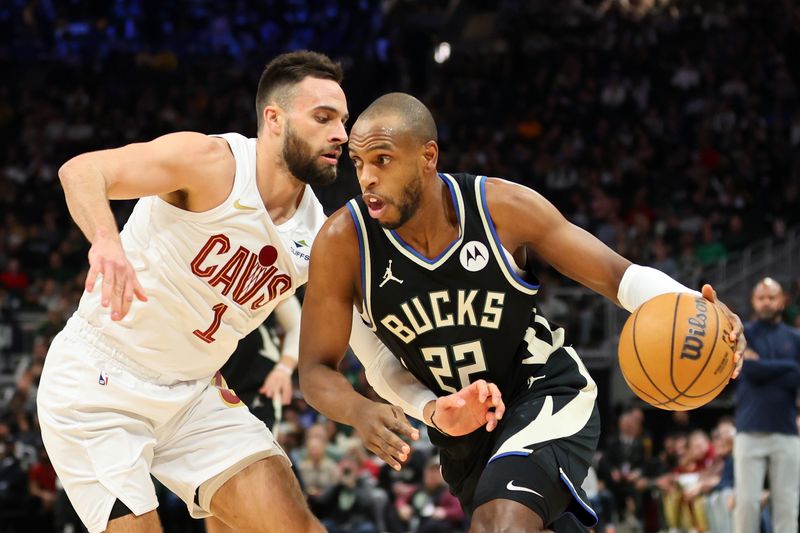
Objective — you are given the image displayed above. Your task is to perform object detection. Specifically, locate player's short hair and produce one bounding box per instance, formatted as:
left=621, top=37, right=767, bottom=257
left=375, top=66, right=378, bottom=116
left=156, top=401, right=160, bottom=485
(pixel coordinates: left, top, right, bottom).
left=255, top=50, right=343, bottom=131
left=359, top=92, right=438, bottom=144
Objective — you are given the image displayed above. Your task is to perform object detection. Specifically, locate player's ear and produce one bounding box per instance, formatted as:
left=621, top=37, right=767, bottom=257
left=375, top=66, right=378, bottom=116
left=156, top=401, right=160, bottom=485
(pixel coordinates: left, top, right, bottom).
left=422, top=140, right=438, bottom=172
left=263, top=105, right=283, bottom=136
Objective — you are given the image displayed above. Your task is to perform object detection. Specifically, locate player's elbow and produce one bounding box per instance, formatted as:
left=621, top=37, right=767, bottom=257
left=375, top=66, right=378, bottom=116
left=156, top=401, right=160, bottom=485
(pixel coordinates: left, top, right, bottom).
left=297, top=356, right=329, bottom=400
left=58, top=155, right=86, bottom=184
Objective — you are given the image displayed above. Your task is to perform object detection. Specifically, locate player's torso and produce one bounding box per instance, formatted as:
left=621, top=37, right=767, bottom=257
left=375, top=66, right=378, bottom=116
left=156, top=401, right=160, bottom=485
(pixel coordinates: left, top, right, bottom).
left=76, top=132, right=324, bottom=381
left=350, top=173, right=550, bottom=396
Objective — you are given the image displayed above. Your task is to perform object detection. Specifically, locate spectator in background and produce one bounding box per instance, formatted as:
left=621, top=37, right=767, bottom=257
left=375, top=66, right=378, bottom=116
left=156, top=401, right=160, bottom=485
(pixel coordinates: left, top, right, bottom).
left=315, top=457, right=379, bottom=533
left=601, top=408, right=650, bottom=527
left=396, top=456, right=465, bottom=533
left=703, top=418, right=736, bottom=533
left=0, top=432, right=29, bottom=530
left=735, top=277, right=800, bottom=533
left=298, top=435, right=340, bottom=503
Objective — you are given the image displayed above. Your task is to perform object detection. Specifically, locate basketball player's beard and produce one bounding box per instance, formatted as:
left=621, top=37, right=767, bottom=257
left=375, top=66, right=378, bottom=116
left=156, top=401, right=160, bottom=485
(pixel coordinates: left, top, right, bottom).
left=283, top=126, right=337, bottom=186
left=379, top=175, right=422, bottom=230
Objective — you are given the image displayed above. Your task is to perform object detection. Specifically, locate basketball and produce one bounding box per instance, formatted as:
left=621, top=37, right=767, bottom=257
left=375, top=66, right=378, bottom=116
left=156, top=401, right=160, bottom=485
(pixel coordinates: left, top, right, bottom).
left=618, top=292, right=735, bottom=411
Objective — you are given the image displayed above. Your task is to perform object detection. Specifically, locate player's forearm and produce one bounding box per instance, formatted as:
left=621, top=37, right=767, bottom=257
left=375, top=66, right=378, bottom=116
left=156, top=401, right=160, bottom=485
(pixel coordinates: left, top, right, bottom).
left=349, top=314, right=437, bottom=422
left=299, top=362, right=372, bottom=426
left=59, top=158, right=119, bottom=243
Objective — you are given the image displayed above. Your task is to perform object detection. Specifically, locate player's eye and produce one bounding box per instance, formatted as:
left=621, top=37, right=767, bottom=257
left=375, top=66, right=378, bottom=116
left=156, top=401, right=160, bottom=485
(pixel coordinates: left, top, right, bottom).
left=315, top=115, right=329, bottom=124
left=377, top=155, right=391, bottom=165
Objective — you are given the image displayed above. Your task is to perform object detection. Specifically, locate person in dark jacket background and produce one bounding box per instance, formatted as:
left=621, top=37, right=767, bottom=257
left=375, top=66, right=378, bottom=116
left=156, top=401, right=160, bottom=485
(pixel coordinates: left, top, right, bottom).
left=734, top=277, right=800, bottom=533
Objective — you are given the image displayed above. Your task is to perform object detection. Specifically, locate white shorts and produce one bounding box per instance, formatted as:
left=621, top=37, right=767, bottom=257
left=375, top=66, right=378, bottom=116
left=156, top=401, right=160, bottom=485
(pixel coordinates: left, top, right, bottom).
left=37, top=316, right=285, bottom=533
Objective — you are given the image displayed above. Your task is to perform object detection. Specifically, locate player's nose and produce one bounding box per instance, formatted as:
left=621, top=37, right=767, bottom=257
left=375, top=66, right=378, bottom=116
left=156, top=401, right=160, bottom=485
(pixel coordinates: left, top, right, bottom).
left=358, top=168, right=378, bottom=190
left=330, top=120, right=348, bottom=145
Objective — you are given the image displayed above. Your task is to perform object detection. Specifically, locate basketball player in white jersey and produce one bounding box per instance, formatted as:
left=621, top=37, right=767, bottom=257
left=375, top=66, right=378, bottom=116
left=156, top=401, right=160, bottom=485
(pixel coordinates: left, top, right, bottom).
left=36, top=51, right=347, bottom=533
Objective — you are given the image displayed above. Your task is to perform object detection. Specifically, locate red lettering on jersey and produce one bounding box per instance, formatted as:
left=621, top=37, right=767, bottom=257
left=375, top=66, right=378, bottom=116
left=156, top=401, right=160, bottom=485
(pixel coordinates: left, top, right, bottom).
left=251, top=274, right=292, bottom=310
left=232, top=255, right=277, bottom=305
left=191, top=235, right=230, bottom=277
left=209, top=246, right=249, bottom=296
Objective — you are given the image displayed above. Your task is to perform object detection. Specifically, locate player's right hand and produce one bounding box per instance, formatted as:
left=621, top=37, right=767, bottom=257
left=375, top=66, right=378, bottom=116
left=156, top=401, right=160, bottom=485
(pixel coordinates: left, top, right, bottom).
left=353, top=402, right=419, bottom=471
left=430, top=379, right=505, bottom=436
left=86, top=235, right=147, bottom=321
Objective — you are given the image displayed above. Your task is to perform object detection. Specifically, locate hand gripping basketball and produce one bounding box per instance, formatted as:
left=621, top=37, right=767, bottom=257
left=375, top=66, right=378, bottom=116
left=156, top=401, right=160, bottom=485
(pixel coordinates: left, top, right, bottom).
left=618, top=286, right=745, bottom=410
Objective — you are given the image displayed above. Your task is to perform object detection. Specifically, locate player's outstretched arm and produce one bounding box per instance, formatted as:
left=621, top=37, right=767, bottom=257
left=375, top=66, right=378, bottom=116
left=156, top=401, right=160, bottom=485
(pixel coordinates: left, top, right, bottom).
left=298, top=208, right=420, bottom=470
left=59, top=132, right=234, bottom=320
left=484, top=178, right=745, bottom=377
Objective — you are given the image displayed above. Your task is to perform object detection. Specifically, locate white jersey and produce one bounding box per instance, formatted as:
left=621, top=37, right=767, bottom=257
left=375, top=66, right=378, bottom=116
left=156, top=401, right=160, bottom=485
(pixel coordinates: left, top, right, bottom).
left=75, top=132, right=325, bottom=382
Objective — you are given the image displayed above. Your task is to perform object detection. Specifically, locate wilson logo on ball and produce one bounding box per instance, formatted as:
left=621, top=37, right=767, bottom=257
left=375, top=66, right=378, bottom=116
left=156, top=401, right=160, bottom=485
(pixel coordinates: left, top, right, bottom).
left=680, top=298, right=708, bottom=361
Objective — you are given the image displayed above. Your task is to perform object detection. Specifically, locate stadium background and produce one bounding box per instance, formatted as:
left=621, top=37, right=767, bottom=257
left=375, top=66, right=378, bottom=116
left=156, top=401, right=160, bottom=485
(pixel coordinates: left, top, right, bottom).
left=0, top=0, right=799, bottom=531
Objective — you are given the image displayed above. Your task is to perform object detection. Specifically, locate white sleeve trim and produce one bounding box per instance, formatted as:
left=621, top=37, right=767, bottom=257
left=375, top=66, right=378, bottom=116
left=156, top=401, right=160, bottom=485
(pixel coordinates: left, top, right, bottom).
left=617, top=264, right=700, bottom=313
left=348, top=311, right=436, bottom=422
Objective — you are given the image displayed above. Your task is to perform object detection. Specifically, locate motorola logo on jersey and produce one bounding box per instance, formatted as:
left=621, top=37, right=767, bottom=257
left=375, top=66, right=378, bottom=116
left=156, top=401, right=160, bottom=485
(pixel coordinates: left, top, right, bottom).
left=190, top=234, right=292, bottom=310
left=460, top=241, right=489, bottom=272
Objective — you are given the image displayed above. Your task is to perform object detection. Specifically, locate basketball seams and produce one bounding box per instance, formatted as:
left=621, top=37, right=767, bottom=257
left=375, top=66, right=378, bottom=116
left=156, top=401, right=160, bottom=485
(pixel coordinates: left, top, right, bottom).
left=631, top=296, right=690, bottom=407
left=668, top=293, right=682, bottom=394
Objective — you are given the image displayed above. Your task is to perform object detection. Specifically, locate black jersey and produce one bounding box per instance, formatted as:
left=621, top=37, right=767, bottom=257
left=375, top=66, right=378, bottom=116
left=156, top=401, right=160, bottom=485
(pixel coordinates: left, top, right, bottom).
left=348, top=173, right=600, bottom=524
left=348, top=173, right=578, bottom=399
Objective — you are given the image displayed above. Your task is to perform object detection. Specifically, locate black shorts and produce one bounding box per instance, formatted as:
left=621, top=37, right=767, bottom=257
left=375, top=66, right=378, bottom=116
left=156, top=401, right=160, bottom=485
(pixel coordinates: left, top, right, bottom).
left=436, top=387, right=600, bottom=530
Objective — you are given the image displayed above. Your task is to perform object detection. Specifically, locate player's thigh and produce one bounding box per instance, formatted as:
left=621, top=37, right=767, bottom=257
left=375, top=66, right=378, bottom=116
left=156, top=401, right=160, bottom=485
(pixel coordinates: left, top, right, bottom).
left=106, top=510, right=162, bottom=533
left=37, top=332, right=160, bottom=533
left=471, top=498, right=547, bottom=533
left=211, top=455, right=323, bottom=532
left=151, top=374, right=300, bottom=523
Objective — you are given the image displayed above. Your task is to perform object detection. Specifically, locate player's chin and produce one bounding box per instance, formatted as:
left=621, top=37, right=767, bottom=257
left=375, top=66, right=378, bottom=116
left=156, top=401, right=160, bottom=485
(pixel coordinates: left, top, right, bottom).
left=377, top=215, right=403, bottom=230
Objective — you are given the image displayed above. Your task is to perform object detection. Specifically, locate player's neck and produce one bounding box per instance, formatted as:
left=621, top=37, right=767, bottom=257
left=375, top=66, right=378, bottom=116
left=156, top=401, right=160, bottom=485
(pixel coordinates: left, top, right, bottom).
left=256, top=139, right=307, bottom=225
left=394, top=178, right=458, bottom=258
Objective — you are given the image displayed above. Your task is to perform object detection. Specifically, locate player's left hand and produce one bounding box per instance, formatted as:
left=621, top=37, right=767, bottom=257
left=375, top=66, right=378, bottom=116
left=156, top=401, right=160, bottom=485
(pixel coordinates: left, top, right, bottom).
left=259, top=368, right=293, bottom=405
left=702, top=284, right=746, bottom=379
left=431, top=379, right=506, bottom=436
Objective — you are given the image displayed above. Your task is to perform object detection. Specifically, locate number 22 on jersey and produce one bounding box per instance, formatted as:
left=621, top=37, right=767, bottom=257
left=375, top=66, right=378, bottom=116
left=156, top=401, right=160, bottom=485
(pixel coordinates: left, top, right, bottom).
left=421, top=339, right=487, bottom=393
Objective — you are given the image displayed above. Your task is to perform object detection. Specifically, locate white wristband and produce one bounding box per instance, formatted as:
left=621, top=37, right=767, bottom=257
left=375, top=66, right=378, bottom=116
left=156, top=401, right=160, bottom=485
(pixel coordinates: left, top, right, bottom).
left=617, top=264, right=700, bottom=312
left=275, top=363, right=293, bottom=375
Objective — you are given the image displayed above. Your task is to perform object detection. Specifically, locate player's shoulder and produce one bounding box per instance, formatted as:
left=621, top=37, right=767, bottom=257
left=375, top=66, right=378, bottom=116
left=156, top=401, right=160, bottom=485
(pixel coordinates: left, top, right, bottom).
left=148, top=131, right=234, bottom=169
left=482, top=176, right=541, bottom=210
left=315, top=205, right=359, bottom=248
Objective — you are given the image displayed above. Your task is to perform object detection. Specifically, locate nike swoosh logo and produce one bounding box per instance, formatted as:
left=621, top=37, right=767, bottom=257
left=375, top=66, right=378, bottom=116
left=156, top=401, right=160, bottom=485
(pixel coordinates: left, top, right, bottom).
left=233, top=199, right=258, bottom=211
left=506, top=480, right=543, bottom=497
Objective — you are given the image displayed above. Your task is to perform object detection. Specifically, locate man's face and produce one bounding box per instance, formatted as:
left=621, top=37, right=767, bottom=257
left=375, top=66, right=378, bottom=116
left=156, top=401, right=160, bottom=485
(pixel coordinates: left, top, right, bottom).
left=348, top=116, right=426, bottom=230
left=281, top=77, right=348, bottom=186
left=752, top=281, right=784, bottom=322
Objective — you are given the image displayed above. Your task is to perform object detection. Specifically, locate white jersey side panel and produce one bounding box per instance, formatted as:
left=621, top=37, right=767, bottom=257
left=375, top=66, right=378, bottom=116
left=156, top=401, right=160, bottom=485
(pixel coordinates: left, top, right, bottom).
left=75, top=132, right=325, bottom=381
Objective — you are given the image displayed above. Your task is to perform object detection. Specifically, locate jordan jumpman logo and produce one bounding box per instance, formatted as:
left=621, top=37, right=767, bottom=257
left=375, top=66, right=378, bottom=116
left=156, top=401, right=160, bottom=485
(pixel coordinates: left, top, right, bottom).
left=379, top=259, right=404, bottom=287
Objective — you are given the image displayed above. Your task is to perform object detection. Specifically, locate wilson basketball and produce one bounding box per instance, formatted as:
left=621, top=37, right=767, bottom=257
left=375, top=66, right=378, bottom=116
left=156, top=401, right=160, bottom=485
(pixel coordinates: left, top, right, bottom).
left=618, top=292, right=735, bottom=411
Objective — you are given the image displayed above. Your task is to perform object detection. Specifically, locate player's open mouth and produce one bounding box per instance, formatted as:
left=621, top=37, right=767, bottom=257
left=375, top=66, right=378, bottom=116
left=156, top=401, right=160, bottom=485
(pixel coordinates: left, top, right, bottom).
left=320, top=150, right=340, bottom=165
left=364, top=194, right=387, bottom=218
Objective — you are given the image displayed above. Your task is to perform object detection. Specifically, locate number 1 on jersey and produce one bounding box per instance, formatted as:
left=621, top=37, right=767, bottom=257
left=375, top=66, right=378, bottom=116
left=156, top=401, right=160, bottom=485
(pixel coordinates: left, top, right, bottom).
left=193, top=303, right=228, bottom=343
left=421, top=339, right=487, bottom=394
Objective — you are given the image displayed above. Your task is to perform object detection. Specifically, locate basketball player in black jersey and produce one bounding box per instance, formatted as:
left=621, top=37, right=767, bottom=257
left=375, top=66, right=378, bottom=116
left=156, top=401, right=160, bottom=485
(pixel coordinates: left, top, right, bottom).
left=298, top=93, right=746, bottom=532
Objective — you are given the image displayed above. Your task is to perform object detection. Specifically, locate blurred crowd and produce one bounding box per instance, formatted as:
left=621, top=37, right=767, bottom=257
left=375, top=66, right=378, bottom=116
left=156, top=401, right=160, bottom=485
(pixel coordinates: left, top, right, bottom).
left=1, top=0, right=799, bottom=531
